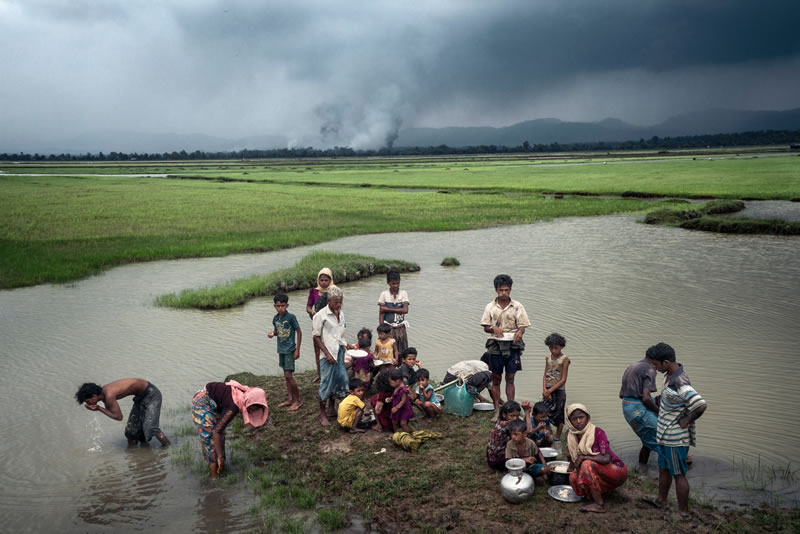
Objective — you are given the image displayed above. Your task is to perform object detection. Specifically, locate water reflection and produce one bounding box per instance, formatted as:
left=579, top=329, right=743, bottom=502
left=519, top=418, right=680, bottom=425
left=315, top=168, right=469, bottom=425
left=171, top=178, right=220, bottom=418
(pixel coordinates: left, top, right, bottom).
left=195, top=486, right=253, bottom=533
left=77, top=447, right=168, bottom=527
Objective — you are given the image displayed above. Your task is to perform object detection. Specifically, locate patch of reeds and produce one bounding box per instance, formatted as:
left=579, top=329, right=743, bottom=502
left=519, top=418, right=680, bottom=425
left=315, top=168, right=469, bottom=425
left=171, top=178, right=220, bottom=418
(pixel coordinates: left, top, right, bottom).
left=155, top=250, right=420, bottom=309
left=644, top=199, right=746, bottom=225
left=642, top=198, right=800, bottom=235
left=732, top=456, right=799, bottom=492
left=440, top=256, right=460, bottom=266
left=679, top=217, right=800, bottom=235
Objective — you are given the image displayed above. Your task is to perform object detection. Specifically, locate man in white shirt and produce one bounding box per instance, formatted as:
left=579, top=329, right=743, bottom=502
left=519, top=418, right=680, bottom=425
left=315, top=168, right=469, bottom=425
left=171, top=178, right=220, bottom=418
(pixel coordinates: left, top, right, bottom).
left=312, top=286, right=349, bottom=426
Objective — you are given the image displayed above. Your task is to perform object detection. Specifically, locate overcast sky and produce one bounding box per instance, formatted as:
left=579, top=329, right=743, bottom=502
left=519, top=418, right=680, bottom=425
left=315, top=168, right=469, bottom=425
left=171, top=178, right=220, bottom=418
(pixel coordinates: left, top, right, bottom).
left=2, top=0, right=799, bottom=149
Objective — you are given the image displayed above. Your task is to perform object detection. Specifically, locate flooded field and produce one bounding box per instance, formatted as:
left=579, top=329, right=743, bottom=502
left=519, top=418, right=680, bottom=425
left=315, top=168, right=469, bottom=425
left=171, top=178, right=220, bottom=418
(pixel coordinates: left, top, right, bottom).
left=1, top=214, right=798, bottom=530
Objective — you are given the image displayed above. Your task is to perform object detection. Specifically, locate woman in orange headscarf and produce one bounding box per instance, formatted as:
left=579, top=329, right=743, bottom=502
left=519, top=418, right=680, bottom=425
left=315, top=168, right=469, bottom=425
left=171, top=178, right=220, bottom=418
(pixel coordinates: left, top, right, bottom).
left=192, top=380, right=268, bottom=478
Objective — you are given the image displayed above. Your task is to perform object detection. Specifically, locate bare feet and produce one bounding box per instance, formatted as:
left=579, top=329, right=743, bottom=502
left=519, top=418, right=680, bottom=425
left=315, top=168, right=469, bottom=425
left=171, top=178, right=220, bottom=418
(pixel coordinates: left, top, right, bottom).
left=287, top=401, right=303, bottom=412
left=319, top=413, right=330, bottom=426
left=371, top=424, right=382, bottom=431
left=349, top=427, right=366, bottom=433
left=312, top=375, right=321, bottom=383
left=155, top=432, right=170, bottom=446
left=278, top=400, right=292, bottom=408
left=581, top=503, right=606, bottom=513
left=127, top=439, right=138, bottom=446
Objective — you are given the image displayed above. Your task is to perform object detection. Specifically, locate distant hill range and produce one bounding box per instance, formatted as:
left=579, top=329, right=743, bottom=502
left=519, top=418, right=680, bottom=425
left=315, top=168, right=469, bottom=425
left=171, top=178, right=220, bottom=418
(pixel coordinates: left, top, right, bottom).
left=5, top=108, right=800, bottom=154
left=394, top=108, right=800, bottom=148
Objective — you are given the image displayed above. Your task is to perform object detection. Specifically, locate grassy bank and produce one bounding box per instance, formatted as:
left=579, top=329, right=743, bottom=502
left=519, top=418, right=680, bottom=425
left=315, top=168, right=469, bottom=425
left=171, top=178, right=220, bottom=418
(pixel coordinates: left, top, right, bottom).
left=644, top=199, right=800, bottom=235
left=2, top=154, right=797, bottom=288
left=0, top=174, right=669, bottom=289
left=200, top=371, right=800, bottom=533
left=155, top=251, right=419, bottom=309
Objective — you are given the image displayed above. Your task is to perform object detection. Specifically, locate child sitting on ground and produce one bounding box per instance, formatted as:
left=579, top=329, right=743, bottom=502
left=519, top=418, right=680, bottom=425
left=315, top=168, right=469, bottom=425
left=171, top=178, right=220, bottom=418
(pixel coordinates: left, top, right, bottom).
left=487, top=400, right=533, bottom=469
left=542, top=332, right=570, bottom=446
left=414, top=369, right=441, bottom=418
left=374, top=324, right=397, bottom=365
left=505, top=419, right=552, bottom=479
left=398, top=347, right=422, bottom=386
left=388, top=368, right=414, bottom=432
left=338, top=379, right=378, bottom=433
left=369, top=361, right=395, bottom=431
left=531, top=401, right=554, bottom=447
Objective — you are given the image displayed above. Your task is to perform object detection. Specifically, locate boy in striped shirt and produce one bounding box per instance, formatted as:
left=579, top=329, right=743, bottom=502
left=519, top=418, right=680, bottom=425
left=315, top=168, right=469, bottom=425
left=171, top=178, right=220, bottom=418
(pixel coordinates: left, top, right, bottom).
left=647, top=342, right=707, bottom=516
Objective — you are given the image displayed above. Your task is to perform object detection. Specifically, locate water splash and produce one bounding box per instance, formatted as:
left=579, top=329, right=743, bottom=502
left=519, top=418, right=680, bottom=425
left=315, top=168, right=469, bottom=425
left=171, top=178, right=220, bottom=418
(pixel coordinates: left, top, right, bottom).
left=87, top=414, right=104, bottom=452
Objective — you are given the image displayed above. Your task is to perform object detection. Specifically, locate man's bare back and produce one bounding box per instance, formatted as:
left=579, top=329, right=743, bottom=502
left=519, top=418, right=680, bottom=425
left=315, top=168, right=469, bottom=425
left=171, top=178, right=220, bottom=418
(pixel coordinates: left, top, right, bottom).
left=104, top=378, right=150, bottom=402
left=77, top=378, right=169, bottom=446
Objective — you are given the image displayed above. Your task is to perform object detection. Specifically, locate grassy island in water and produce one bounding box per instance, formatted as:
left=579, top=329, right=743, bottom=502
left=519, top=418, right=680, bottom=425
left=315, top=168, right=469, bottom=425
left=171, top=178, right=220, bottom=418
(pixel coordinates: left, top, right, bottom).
left=155, top=251, right=419, bottom=309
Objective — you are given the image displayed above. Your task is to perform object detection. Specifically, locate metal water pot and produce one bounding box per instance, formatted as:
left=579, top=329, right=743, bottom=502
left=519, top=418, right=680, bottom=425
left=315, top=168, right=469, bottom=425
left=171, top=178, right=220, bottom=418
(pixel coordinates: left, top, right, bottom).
left=500, top=459, right=535, bottom=503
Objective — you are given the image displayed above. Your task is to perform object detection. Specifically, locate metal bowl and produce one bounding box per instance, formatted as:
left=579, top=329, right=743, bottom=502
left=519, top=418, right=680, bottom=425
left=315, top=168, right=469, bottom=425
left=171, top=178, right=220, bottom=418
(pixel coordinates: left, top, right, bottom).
left=540, top=447, right=559, bottom=462
left=547, top=461, right=571, bottom=486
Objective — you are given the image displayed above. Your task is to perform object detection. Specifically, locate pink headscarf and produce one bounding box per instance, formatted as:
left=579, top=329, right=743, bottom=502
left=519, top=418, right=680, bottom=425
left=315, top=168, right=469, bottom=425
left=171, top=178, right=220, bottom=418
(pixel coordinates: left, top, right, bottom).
left=225, top=380, right=269, bottom=427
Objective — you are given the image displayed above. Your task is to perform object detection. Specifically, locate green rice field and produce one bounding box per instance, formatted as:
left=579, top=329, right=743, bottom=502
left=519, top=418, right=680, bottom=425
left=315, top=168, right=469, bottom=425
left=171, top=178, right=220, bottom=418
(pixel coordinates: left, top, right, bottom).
left=1, top=152, right=797, bottom=289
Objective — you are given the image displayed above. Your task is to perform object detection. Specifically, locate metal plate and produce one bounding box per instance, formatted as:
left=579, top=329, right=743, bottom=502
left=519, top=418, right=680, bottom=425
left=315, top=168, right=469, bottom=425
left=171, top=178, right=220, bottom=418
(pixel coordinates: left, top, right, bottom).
left=491, top=332, right=516, bottom=341
left=473, top=402, right=495, bottom=411
left=539, top=447, right=559, bottom=458
left=547, top=485, right=582, bottom=503
left=346, top=349, right=369, bottom=358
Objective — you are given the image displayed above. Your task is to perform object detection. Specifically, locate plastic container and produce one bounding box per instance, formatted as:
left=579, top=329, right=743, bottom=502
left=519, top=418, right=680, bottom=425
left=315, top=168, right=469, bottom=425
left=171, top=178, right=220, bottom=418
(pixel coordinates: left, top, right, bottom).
left=442, top=381, right=474, bottom=417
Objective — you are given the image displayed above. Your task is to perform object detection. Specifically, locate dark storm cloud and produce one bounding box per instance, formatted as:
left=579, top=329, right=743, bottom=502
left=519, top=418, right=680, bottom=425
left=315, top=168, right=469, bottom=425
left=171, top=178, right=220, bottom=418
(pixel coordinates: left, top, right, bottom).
left=1, top=0, right=799, bottom=151
left=420, top=0, right=800, bottom=102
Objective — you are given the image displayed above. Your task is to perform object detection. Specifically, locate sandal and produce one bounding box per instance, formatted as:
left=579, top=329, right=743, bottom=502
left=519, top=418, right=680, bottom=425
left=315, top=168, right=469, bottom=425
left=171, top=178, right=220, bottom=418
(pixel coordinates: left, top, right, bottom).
left=642, top=496, right=668, bottom=509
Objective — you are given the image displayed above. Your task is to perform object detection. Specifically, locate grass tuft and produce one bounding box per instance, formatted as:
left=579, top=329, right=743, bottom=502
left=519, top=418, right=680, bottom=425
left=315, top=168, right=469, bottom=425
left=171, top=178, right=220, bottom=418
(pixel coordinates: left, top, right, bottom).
left=318, top=508, right=347, bottom=531
left=440, top=256, right=460, bottom=266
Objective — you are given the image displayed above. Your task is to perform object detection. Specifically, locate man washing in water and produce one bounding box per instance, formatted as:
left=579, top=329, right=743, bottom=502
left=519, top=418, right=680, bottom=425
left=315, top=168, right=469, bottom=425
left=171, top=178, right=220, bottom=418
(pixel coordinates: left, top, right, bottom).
left=76, top=378, right=170, bottom=446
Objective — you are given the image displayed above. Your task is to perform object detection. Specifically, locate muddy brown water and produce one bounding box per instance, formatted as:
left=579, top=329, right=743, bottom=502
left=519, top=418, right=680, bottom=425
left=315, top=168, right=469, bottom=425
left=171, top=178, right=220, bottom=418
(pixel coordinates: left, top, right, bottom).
left=1, top=214, right=798, bottom=531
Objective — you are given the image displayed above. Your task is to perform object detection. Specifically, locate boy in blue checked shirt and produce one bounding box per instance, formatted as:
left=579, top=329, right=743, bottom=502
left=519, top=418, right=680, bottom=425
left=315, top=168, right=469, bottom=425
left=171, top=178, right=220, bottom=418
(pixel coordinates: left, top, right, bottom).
left=267, top=293, right=303, bottom=411
left=645, top=342, right=707, bottom=518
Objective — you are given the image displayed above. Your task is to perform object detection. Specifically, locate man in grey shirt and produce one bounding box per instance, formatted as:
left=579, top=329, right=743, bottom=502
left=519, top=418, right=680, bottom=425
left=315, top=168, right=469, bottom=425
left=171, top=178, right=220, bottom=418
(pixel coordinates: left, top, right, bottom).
left=620, top=352, right=659, bottom=465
